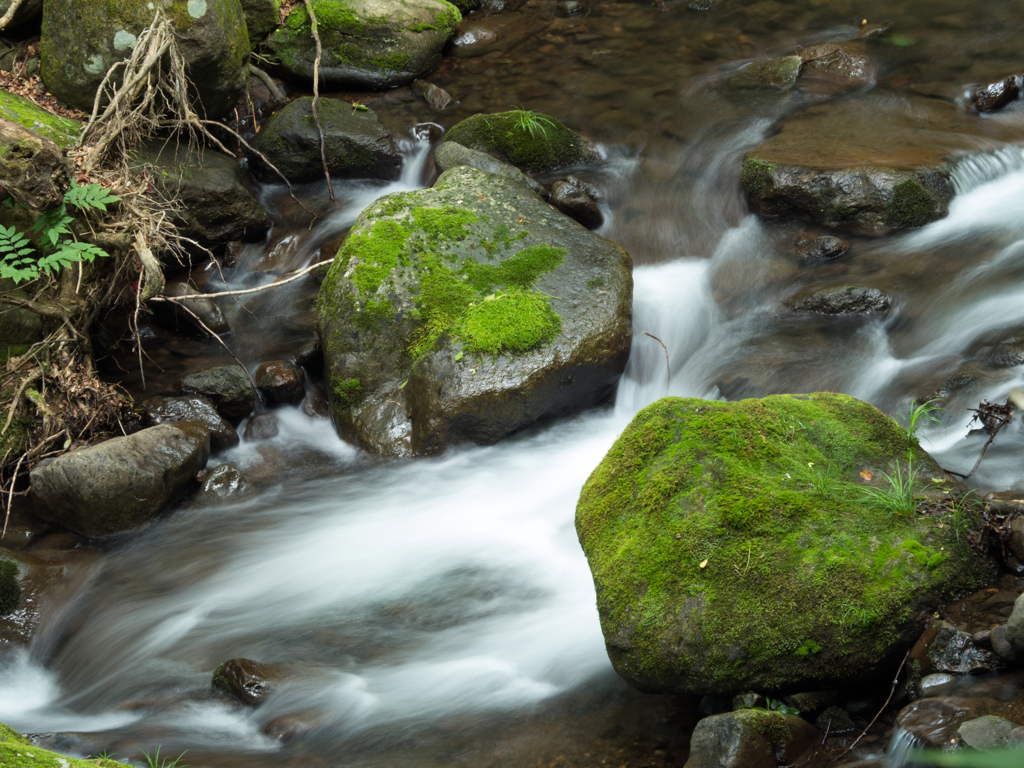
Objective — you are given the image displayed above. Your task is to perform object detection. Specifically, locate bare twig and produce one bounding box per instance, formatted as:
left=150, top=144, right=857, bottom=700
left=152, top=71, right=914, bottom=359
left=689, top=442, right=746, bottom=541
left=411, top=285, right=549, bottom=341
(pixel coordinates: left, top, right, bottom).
left=644, top=331, right=671, bottom=394
left=301, top=0, right=335, bottom=202
left=148, top=260, right=331, bottom=301
left=835, top=651, right=910, bottom=761
left=2, top=450, right=27, bottom=539
left=961, top=402, right=1014, bottom=481
left=161, top=298, right=264, bottom=405
left=0, top=0, right=27, bottom=31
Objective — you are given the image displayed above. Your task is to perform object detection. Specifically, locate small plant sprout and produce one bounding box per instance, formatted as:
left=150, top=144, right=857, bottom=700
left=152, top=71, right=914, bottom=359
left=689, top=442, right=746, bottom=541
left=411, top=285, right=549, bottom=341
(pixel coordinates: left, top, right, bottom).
left=510, top=107, right=557, bottom=139
left=947, top=491, right=978, bottom=544
left=141, top=747, right=189, bottom=768
left=806, top=462, right=839, bottom=499
left=859, top=457, right=921, bottom=518
left=898, top=398, right=943, bottom=451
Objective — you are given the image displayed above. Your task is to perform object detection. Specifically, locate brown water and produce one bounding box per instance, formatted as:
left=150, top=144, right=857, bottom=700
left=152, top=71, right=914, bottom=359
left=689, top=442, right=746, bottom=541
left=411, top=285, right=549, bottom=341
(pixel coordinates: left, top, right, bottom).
left=6, top=1, right=1024, bottom=766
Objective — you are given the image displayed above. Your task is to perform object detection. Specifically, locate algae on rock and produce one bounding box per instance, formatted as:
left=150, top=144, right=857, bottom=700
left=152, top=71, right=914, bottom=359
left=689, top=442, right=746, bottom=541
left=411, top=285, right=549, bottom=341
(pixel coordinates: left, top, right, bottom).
left=315, top=165, right=632, bottom=456
left=444, top=110, right=598, bottom=174
left=575, top=393, right=995, bottom=696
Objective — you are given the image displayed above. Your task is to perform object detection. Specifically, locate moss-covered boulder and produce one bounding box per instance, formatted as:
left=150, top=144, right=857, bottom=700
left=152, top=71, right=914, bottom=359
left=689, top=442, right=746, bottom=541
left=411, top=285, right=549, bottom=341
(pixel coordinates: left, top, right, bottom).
left=266, top=0, right=461, bottom=89
left=0, top=91, right=80, bottom=148
left=241, top=0, right=282, bottom=42
left=443, top=110, right=598, bottom=175
left=252, top=97, right=401, bottom=183
left=315, top=165, right=632, bottom=456
left=0, top=722, right=131, bottom=768
left=742, top=95, right=1024, bottom=234
left=41, top=0, right=250, bottom=120
left=575, top=393, right=996, bottom=697
left=132, top=140, right=270, bottom=255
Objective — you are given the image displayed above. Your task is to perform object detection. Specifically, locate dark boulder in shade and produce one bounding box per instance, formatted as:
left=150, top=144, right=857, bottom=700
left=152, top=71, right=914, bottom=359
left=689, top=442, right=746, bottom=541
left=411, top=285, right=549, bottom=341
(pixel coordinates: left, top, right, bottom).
left=180, top=365, right=257, bottom=424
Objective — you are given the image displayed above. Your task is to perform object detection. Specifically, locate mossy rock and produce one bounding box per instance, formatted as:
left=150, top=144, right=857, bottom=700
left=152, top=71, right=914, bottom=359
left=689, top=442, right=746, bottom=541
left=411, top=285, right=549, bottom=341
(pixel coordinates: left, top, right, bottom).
left=575, top=393, right=996, bottom=696
left=315, top=165, right=633, bottom=456
left=734, top=95, right=1024, bottom=234
left=41, top=0, right=250, bottom=120
left=252, top=96, right=402, bottom=183
left=0, top=91, right=80, bottom=149
left=240, top=0, right=282, bottom=42
left=443, top=111, right=598, bottom=175
left=0, top=722, right=132, bottom=768
left=266, top=0, right=462, bottom=89
left=729, top=55, right=802, bottom=90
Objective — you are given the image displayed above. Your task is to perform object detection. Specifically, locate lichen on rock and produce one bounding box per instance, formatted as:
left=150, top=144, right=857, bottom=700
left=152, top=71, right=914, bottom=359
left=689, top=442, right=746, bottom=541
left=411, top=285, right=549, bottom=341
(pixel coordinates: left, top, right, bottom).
left=575, top=392, right=995, bottom=696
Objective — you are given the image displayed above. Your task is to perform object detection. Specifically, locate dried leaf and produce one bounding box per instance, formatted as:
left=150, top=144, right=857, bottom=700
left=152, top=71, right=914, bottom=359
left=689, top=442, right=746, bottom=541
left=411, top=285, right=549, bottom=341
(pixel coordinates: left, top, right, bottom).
left=699, top=559, right=708, bottom=569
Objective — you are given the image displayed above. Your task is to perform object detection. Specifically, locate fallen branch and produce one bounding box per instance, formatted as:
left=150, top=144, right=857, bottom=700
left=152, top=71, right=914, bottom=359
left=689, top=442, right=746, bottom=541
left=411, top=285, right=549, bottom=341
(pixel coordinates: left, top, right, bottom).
left=833, top=651, right=909, bottom=762
left=0, top=0, right=27, bottom=31
left=302, top=0, right=335, bottom=202
left=644, top=331, right=671, bottom=394
left=147, top=259, right=331, bottom=301
left=961, top=400, right=1014, bottom=481
left=249, top=63, right=286, bottom=104
left=160, top=298, right=264, bottom=405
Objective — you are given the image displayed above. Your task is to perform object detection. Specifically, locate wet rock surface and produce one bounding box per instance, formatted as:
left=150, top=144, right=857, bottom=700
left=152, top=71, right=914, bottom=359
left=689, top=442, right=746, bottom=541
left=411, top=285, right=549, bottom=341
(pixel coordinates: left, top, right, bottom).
left=198, top=463, right=253, bottom=500
left=180, top=365, right=257, bottom=424
left=243, top=412, right=280, bottom=441
left=728, top=55, right=802, bottom=90
left=0, top=547, right=97, bottom=646
left=798, top=41, right=875, bottom=93
left=30, top=423, right=210, bottom=537
left=255, top=360, right=305, bottom=405
left=132, top=141, right=271, bottom=251
left=682, top=711, right=774, bottom=768
left=957, top=715, right=1020, bottom=749
left=797, top=235, right=849, bottom=262
left=742, top=95, right=1024, bottom=234
left=412, top=79, right=456, bottom=111
left=972, top=76, right=1020, bottom=113
left=143, top=395, right=240, bottom=451
left=550, top=177, right=603, bottom=229
left=787, top=286, right=891, bottom=315
left=316, top=166, right=632, bottom=457
left=433, top=141, right=546, bottom=197
left=252, top=97, right=402, bottom=184
left=212, top=658, right=280, bottom=705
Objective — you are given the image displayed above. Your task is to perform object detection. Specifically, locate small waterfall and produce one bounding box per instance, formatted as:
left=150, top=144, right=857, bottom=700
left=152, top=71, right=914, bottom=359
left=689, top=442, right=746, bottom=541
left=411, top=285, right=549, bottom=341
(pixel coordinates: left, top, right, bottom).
left=883, top=727, right=920, bottom=768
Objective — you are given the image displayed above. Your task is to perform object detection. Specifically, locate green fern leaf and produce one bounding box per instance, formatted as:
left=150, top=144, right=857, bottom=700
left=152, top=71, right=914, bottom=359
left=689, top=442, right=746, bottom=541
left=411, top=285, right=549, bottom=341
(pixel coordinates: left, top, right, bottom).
left=64, top=183, right=120, bottom=213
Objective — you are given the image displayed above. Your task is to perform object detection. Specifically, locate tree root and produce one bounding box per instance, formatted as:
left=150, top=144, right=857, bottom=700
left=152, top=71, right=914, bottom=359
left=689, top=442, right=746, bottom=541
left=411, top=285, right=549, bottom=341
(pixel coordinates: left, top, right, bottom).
left=302, top=0, right=335, bottom=202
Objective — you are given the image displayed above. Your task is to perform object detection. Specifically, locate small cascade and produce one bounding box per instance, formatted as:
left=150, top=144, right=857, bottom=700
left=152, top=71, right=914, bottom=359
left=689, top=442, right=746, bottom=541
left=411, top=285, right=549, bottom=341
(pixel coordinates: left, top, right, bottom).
left=882, top=727, right=921, bottom=768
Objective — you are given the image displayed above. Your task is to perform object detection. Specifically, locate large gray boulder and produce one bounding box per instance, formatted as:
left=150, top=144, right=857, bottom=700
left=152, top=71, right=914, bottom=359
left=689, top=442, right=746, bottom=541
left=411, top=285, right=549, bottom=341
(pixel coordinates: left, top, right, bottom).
left=315, top=165, right=633, bottom=457
left=742, top=95, right=1024, bottom=234
left=132, top=141, right=270, bottom=247
left=252, top=97, right=401, bottom=183
left=41, top=0, right=250, bottom=120
left=30, top=423, right=210, bottom=537
left=576, top=393, right=994, bottom=696
left=266, top=0, right=461, bottom=89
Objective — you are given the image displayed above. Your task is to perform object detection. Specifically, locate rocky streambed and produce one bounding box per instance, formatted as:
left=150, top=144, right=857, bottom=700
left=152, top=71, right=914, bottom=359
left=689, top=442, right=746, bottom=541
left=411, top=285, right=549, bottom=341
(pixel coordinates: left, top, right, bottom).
left=3, top=0, right=1024, bottom=767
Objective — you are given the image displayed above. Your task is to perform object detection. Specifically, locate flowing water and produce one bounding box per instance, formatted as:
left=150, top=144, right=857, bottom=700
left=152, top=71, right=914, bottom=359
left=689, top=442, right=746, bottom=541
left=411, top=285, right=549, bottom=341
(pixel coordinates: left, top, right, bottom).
left=5, top=0, right=1024, bottom=765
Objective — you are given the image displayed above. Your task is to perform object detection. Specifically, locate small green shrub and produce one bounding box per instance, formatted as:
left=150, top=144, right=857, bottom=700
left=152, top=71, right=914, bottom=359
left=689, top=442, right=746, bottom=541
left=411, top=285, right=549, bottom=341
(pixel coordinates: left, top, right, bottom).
left=0, top=182, right=119, bottom=284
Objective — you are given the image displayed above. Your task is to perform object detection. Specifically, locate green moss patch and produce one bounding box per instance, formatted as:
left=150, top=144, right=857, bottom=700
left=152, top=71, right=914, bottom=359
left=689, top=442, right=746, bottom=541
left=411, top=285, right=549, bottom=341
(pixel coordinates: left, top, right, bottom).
left=575, top=393, right=994, bottom=695
left=0, top=91, right=81, bottom=149
left=444, top=110, right=596, bottom=174
left=0, top=721, right=132, bottom=768
left=741, top=157, right=774, bottom=199
left=321, top=201, right=565, bottom=359
left=885, top=179, right=937, bottom=229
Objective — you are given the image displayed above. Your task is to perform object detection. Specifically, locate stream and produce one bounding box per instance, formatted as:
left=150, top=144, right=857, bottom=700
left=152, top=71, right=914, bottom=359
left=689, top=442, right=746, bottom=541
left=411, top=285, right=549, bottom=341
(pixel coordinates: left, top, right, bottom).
left=5, top=0, right=1024, bottom=765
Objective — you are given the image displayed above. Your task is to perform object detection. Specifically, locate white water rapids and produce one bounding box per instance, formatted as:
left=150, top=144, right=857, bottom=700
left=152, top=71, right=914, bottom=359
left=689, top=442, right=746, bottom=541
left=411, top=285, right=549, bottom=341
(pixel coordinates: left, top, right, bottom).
left=3, top=133, right=1024, bottom=764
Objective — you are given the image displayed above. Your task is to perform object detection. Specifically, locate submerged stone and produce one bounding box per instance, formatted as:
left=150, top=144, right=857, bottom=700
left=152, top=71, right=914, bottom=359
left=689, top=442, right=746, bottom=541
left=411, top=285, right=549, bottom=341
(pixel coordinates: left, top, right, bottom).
left=787, top=286, right=891, bottom=315
left=576, top=393, right=994, bottom=696
left=728, top=56, right=802, bottom=90
left=972, top=76, right=1020, bottom=113
left=315, top=165, right=632, bottom=456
